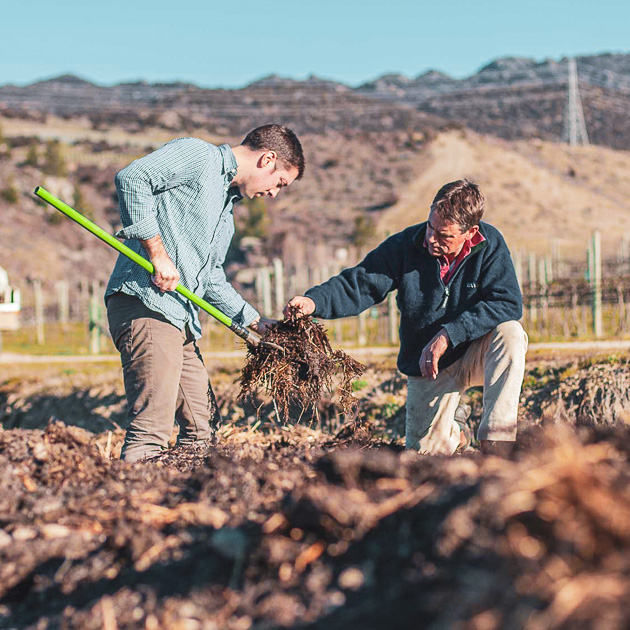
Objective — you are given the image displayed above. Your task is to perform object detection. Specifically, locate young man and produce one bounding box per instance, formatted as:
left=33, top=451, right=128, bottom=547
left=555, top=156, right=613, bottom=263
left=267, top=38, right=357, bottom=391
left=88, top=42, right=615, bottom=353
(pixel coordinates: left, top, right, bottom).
left=285, top=180, right=527, bottom=456
left=106, top=124, right=305, bottom=462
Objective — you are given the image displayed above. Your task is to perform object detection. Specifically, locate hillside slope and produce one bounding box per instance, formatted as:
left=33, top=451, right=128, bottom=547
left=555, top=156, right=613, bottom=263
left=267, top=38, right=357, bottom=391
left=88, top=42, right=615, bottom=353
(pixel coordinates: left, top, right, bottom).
left=379, top=130, right=630, bottom=256
left=2, top=122, right=629, bottom=295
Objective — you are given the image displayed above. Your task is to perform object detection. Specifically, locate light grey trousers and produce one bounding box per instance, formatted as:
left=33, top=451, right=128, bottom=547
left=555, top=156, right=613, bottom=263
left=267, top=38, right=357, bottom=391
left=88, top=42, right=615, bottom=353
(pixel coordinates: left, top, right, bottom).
left=406, top=321, right=528, bottom=455
left=107, top=293, right=217, bottom=463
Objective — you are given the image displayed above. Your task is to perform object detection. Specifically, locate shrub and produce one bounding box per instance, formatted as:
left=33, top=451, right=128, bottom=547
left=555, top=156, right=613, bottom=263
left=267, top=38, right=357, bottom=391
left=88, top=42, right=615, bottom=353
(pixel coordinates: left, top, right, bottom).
left=43, top=140, right=67, bottom=177
left=25, top=142, right=39, bottom=168
left=0, top=180, right=18, bottom=204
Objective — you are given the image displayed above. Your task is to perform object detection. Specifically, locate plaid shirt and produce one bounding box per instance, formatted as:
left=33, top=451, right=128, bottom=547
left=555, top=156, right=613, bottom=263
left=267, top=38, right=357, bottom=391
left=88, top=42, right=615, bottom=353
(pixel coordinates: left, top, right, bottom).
left=105, top=137, right=259, bottom=338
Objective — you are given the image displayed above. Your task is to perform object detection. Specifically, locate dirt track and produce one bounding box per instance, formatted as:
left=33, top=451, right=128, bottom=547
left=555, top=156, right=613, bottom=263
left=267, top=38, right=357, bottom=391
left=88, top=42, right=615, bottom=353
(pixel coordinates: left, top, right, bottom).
left=1, top=353, right=630, bottom=629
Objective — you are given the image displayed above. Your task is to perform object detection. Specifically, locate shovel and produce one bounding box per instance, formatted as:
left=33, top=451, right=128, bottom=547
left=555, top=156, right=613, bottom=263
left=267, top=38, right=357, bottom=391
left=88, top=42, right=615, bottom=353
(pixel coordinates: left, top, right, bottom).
left=34, top=186, right=282, bottom=351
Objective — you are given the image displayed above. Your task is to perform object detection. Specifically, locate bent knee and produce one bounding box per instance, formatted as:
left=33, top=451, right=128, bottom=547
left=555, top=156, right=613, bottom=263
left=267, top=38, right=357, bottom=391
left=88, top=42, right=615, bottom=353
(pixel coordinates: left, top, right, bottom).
left=495, top=320, right=528, bottom=353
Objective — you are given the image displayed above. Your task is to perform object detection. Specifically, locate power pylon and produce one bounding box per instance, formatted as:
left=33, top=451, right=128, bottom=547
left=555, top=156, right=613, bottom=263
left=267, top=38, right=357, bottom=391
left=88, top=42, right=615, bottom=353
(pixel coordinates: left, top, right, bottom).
left=563, top=58, right=589, bottom=146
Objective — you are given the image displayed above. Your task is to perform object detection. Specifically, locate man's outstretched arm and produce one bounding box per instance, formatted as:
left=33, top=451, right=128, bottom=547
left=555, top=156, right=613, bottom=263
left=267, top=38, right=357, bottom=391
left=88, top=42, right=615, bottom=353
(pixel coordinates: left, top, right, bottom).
left=283, top=241, right=399, bottom=320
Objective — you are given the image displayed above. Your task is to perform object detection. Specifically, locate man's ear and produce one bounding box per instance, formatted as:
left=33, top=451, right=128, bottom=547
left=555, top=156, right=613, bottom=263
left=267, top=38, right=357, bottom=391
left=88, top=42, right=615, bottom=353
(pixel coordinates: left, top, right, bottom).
left=466, top=225, right=479, bottom=241
left=258, top=150, right=277, bottom=170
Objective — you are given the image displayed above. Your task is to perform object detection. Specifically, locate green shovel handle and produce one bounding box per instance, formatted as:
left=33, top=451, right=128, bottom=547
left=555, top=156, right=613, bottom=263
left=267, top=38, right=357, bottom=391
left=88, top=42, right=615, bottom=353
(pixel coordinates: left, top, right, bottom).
left=33, top=186, right=261, bottom=345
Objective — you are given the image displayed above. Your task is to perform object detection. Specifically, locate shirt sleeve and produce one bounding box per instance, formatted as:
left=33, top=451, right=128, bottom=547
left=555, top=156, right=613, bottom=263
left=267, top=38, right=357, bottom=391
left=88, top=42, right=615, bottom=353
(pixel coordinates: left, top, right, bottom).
left=204, top=264, right=260, bottom=327
left=114, top=138, right=209, bottom=240
left=305, top=243, right=398, bottom=319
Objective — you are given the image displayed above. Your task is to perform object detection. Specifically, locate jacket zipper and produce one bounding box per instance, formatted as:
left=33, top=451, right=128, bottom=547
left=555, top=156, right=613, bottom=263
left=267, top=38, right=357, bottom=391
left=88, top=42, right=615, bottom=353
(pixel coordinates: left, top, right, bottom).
left=436, top=244, right=484, bottom=309
left=439, top=286, right=450, bottom=309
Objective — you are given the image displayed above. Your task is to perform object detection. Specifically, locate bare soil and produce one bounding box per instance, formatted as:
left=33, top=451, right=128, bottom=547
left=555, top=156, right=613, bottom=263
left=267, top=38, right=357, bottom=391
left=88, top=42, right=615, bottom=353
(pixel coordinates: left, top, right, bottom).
left=1, top=353, right=630, bottom=629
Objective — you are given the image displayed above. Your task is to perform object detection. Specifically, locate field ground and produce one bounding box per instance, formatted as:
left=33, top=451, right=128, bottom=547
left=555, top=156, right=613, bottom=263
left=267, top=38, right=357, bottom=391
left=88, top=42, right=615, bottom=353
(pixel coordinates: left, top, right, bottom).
left=1, top=348, right=630, bottom=628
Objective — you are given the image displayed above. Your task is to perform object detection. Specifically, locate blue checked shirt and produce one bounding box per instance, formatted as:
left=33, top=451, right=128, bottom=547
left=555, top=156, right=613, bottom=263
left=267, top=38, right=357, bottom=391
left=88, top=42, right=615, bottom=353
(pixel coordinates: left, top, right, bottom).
left=105, top=138, right=260, bottom=338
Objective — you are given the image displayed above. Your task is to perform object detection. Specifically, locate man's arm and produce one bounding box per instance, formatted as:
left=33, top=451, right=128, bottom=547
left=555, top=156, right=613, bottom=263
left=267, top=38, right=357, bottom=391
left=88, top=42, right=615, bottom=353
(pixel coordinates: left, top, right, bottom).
left=289, top=242, right=398, bottom=319
left=114, top=138, right=209, bottom=290
left=205, top=264, right=261, bottom=329
left=140, top=235, right=180, bottom=292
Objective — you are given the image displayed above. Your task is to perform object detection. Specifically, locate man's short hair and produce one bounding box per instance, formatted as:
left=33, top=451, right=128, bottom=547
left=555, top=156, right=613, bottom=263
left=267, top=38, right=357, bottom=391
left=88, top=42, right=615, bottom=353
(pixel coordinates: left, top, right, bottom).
left=241, top=124, right=305, bottom=180
left=431, top=179, right=484, bottom=232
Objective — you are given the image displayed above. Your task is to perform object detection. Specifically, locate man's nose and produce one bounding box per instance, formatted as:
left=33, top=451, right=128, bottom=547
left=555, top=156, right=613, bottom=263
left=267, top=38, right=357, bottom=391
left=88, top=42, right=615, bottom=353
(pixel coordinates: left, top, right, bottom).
left=268, top=188, right=279, bottom=199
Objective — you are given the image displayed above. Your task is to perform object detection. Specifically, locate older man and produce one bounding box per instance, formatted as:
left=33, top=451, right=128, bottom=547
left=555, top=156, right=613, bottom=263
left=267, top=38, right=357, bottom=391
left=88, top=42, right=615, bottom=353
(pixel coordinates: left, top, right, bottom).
left=285, top=180, right=526, bottom=456
left=107, top=124, right=305, bottom=462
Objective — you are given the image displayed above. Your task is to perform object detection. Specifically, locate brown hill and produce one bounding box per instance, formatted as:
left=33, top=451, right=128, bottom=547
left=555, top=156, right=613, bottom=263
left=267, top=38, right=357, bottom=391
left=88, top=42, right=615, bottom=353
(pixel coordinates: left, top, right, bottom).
left=0, top=116, right=437, bottom=289
left=378, top=129, right=630, bottom=256
left=2, top=53, right=629, bottom=149
left=1, top=117, right=629, bottom=294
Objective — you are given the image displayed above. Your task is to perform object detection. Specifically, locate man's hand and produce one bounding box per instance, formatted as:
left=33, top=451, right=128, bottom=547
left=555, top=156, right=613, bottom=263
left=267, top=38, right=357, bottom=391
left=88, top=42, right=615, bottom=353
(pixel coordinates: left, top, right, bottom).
left=141, top=235, right=180, bottom=292
left=250, top=316, right=278, bottom=335
left=151, top=254, right=180, bottom=292
left=283, top=296, right=315, bottom=318
left=419, top=329, right=450, bottom=379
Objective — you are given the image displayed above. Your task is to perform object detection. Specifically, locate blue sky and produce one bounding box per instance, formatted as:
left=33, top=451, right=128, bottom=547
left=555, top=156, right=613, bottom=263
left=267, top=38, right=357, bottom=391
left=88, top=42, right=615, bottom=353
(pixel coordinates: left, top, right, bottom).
left=1, top=0, right=628, bottom=88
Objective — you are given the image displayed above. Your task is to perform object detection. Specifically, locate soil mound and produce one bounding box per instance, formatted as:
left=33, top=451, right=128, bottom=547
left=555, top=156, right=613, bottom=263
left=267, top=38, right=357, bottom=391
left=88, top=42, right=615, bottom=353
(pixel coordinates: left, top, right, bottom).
left=2, top=419, right=630, bottom=629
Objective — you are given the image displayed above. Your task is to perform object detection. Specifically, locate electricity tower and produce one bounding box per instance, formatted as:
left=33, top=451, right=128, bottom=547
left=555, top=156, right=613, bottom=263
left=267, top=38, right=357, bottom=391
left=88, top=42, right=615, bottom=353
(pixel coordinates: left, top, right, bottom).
left=563, top=58, right=589, bottom=146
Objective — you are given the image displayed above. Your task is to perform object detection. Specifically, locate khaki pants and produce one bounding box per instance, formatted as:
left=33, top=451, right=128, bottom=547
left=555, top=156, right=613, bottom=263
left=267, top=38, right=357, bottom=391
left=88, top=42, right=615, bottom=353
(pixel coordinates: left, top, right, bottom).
left=107, top=293, right=217, bottom=463
left=406, top=321, right=528, bottom=455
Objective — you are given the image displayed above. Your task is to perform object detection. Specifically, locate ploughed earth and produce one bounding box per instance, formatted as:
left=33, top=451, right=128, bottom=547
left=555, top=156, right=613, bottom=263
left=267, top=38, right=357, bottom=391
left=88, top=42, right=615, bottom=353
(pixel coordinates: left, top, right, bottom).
left=1, top=352, right=630, bottom=629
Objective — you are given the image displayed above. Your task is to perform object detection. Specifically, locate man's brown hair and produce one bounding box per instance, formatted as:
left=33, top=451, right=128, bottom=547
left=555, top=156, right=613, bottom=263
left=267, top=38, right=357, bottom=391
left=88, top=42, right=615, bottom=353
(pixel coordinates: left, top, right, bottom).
left=431, top=179, right=484, bottom=232
left=242, top=124, right=305, bottom=180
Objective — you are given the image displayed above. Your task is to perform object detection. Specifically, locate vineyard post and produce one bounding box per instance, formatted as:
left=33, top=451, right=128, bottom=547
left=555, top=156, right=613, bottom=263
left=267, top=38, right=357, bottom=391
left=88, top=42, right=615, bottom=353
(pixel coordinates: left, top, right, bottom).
left=539, top=257, right=549, bottom=335
left=79, top=278, right=88, bottom=320
left=591, top=231, right=603, bottom=337
left=513, top=250, right=523, bottom=290
left=57, top=279, right=69, bottom=330
left=33, top=279, right=45, bottom=346
left=358, top=310, right=367, bottom=346
left=334, top=319, right=343, bottom=345
left=89, top=280, right=102, bottom=354
left=256, top=267, right=273, bottom=317
left=273, top=258, right=285, bottom=316
left=528, top=253, right=537, bottom=323
left=550, top=239, right=560, bottom=279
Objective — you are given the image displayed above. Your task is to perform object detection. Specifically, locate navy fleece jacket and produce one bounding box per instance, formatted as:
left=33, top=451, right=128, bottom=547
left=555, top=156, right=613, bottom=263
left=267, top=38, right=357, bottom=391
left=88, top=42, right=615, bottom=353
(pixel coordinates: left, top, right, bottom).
left=305, top=221, right=522, bottom=376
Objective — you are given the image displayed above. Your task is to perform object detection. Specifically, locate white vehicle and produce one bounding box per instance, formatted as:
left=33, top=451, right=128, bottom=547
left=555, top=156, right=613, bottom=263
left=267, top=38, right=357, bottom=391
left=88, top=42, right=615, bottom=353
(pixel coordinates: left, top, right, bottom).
left=0, top=265, right=20, bottom=334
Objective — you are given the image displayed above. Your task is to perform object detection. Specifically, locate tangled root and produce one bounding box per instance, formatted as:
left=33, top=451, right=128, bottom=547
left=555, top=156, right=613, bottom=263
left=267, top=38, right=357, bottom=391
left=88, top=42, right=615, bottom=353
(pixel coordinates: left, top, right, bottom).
left=239, top=307, right=365, bottom=421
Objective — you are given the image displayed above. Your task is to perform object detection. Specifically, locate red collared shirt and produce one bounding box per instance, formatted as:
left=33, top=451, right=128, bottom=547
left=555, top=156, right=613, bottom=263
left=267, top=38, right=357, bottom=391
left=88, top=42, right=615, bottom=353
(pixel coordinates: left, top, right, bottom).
left=425, top=231, right=486, bottom=284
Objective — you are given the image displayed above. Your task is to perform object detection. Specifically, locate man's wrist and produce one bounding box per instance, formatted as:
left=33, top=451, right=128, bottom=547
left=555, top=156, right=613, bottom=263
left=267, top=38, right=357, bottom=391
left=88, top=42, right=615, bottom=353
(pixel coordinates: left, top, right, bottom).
left=140, top=234, right=168, bottom=262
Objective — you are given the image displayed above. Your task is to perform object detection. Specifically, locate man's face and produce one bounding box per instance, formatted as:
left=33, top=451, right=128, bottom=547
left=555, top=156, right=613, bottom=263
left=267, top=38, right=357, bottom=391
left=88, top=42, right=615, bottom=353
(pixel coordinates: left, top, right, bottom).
left=426, top=209, right=478, bottom=258
left=241, top=151, right=299, bottom=200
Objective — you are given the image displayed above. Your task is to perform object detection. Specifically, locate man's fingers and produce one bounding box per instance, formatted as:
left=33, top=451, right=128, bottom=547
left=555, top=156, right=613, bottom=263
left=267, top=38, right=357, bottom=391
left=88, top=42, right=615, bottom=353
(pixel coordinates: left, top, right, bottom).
left=420, top=354, right=439, bottom=379
left=283, top=296, right=315, bottom=318
left=151, top=273, right=179, bottom=292
left=429, top=357, right=439, bottom=380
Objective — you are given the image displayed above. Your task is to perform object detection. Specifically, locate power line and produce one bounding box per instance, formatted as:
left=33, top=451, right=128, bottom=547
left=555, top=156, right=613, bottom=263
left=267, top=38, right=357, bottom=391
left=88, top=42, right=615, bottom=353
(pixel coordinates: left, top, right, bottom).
left=563, top=58, right=589, bottom=146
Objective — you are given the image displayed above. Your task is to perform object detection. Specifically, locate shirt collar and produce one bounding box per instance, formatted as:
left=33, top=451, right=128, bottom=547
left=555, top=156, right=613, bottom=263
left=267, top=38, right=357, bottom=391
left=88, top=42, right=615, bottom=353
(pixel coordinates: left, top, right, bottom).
left=218, top=143, right=238, bottom=182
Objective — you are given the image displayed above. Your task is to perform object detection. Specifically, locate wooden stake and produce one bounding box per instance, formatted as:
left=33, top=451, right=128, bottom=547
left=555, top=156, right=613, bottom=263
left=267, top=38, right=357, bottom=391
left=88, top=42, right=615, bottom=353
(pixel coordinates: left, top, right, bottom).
left=33, top=279, right=45, bottom=345
left=273, top=258, right=285, bottom=316
left=591, top=231, right=603, bottom=338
